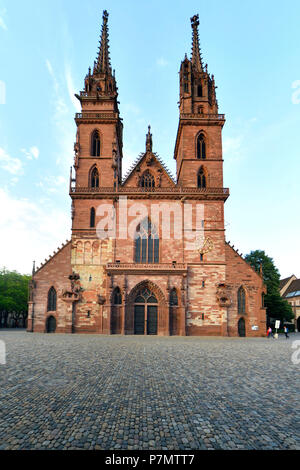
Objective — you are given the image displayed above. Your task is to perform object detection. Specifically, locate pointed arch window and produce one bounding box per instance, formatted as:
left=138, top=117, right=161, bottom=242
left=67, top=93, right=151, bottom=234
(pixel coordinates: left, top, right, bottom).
left=90, top=207, right=96, bottom=228
left=197, top=133, right=206, bottom=159
left=90, top=167, right=99, bottom=188
left=91, top=130, right=101, bottom=157
left=134, top=218, right=159, bottom=263
left=170, top=288, right=178, bottom=306
left=197, top=84, right=203, bottom=97
left=238, top=286, right=246, bottom=315
left=141, top=171, right=155, bottom=189
left=47, top=287, right=57, bottom=312
left=113, top=287, right=122, bottom=305
left=197, top=167, right=206, bottom=189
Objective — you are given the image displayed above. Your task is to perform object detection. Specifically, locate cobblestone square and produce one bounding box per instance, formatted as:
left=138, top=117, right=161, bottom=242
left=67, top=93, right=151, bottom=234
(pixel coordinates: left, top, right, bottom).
left=0, top=331, right=299, bottom=450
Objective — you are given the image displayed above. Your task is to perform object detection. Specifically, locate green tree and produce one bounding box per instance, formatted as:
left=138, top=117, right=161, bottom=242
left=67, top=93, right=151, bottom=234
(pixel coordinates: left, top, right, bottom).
left=0, top=268, right=30, bottom=328
left=244, top=250, right=294, bottom=324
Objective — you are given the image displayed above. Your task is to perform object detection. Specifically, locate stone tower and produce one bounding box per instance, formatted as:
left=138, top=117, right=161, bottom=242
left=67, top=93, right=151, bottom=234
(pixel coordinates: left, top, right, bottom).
left=72, top=10, right=123, bottom=198
left=174, top=14, right=225, bottom=191
left=69, top=11, right=123, bottom=333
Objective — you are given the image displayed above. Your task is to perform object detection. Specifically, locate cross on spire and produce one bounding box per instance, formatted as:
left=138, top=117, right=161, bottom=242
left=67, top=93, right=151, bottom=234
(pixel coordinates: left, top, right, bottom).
left=190, top=14, right=204, bottom=73
left=94, top=10, right=112, bottom=75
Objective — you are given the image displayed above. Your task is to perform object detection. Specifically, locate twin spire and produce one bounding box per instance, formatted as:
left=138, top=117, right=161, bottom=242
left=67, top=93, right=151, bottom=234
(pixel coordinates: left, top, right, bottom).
left=93, top=11, right=204, bottom=76
left=94, top=10, right=112, bottom=75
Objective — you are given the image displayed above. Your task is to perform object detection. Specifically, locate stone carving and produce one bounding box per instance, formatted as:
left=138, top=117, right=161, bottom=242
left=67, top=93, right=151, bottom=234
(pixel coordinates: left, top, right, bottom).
left=28, top=279, right=36, bottom=301
left=216, top=283, right=232, bottom=308
left=146, top=153, right=154, bottom=166
left=97, top=295, right=106, bottom=305
left=61, top=272, right=81, bottom=303
left=197, top=236, right=214, bottom=255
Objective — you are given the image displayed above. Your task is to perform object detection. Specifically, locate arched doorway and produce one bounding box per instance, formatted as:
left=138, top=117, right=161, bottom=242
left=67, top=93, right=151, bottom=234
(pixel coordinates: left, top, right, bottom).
left=46, top=315, right=56, bottom=333
left=134, top=287, right=158, bottom=335
left=238, top=317, right=246, bottom=337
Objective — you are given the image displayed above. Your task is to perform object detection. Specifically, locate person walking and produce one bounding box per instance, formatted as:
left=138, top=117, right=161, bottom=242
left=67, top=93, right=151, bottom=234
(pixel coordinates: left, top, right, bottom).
left=283, top=325, right=289, bottom=339
left=267, top=327, right=273, bottom=338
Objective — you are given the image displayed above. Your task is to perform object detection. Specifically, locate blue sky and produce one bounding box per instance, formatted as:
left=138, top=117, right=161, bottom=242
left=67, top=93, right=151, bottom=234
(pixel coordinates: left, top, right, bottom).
left=0, top=0, right=299, bottom=278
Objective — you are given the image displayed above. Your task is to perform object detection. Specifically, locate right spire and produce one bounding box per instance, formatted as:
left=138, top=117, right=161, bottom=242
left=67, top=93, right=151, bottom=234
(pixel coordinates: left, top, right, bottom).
left=94, top=10, right=112, bottom=76
left=190, top=14, right=204, bottom=73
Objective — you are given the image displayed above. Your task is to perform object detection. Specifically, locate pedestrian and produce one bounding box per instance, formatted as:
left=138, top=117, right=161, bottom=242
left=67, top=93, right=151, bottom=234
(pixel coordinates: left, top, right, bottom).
left=283, top=325, right=289, bottom=339
left=267, top=327, right=273, bottom=338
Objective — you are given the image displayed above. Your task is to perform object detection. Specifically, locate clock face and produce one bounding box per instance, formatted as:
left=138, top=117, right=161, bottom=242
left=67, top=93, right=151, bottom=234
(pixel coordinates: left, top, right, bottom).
left=197, top=236, right=214, bottom=255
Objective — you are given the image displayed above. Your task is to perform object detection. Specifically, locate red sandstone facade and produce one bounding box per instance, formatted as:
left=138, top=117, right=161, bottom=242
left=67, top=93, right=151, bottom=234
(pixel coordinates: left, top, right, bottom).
left=28, top=12, right=266, bottom=337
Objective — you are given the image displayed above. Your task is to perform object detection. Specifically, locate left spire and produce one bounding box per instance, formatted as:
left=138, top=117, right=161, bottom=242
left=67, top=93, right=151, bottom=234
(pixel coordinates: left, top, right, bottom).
left=94, top=10, right=112, bottom=75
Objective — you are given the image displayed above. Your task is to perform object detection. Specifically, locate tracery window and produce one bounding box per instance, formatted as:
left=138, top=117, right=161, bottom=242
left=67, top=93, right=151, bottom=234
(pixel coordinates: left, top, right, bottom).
left=238, top=286, right=246, bottom=314
left=197, top=166, right=206, bottom=189
left=47, top=287, right=57, bottom=312
left=134, top=218, right=159, bottom=264
left=91, top=130, right=101, bottom=156
left=141, top=171, right=155, bottom=189
left=197, top=133, right=206, bottom=159
left=90, top=167, right=99, bottom=188
left=135, top=288, right=158, bottom=304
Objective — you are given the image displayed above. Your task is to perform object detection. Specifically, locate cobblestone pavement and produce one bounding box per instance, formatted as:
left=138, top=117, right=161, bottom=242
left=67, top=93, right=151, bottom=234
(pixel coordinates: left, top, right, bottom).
left=0, top=331, right=299, bottom=450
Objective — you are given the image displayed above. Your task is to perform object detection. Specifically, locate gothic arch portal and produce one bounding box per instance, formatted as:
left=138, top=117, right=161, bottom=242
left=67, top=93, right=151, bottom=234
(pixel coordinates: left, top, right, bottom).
left=125, top=280, right=168, bottom=335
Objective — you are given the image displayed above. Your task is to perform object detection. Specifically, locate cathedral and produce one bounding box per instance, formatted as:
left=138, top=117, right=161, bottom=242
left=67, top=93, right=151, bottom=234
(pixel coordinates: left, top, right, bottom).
left=28, top=12, right=266, bottom=337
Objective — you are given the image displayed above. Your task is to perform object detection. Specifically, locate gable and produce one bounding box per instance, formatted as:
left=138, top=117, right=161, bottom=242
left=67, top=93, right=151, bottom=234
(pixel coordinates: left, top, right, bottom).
left=225, top=242, right=266, bottom=287
left=280, top=275, right=297, bottom=296
left=34, top=241, right=71, bottom=277
left=122, top=152, right=176, bottom=189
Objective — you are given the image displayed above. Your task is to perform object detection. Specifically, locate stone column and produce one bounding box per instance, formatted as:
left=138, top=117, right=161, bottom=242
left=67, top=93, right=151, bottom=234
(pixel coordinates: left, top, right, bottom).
left=166, top=277, right=171, bottom=336
left=103, top=274, right=113, bottom=335
left=180, top=274, right=187, bottom=336
left=121, top=276, right=127, bottom=335
left=27, top=302, right=34, bottom=332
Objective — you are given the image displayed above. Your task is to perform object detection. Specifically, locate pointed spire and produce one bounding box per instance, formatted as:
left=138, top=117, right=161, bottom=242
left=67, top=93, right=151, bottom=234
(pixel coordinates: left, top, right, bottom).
left=94, top=10, right=112, bottom=75
left=190, top=14, right=204, bottom=72
left=32, top=261, right=36, bottom=276
left=146, top=125, right=153, bottom=152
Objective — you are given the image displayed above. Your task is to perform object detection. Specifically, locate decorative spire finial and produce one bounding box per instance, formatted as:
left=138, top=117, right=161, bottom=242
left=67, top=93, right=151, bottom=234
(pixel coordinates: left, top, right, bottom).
left=146, top=125, right=153, bottom=152
left=190, top=14, right=204, bottom=72
left=94, top=10, right=112, bottom=75
left=32, top=261, right=36, bottom=276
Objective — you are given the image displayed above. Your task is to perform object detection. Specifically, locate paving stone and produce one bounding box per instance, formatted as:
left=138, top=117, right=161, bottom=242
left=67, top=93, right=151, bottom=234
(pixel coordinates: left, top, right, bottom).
left=0, top=331, right=299, bottom=450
